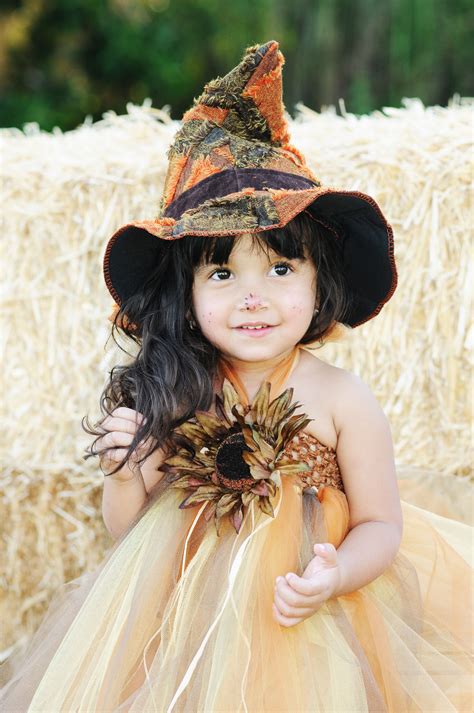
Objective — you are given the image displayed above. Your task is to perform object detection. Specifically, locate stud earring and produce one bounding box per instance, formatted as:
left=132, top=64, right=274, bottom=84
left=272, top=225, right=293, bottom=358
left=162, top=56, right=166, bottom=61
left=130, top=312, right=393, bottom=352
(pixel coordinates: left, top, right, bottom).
left=314, top=308, right=320, bottom=315
left=188, top=317, right=197, bottom=330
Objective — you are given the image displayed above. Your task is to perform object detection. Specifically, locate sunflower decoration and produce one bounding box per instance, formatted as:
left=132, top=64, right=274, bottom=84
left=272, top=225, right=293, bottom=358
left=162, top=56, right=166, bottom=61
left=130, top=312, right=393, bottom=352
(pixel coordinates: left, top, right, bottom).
left=161, top=379, right=312, bottom=535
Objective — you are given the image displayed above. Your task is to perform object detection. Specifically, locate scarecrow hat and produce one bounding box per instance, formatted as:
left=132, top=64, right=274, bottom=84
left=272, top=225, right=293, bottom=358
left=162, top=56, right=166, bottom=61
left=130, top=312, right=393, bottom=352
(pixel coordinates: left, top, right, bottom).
left=103, top=40, right=397, bottom=329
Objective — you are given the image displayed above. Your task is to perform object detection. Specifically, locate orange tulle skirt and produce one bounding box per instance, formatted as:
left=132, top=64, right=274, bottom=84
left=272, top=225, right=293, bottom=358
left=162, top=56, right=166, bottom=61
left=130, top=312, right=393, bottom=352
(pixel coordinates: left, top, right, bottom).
left=0, top=474, right=472, bottom=712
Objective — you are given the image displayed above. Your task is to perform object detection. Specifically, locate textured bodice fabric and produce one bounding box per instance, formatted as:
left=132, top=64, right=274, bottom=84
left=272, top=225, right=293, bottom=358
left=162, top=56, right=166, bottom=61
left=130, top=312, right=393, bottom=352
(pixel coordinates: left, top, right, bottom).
left=283, top=431, right=345, bottom=493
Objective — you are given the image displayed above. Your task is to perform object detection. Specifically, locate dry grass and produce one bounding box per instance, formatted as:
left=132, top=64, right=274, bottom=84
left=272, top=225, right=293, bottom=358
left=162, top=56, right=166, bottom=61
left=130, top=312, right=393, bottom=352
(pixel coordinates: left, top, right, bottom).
left=1, top=97, right=472, bottom=657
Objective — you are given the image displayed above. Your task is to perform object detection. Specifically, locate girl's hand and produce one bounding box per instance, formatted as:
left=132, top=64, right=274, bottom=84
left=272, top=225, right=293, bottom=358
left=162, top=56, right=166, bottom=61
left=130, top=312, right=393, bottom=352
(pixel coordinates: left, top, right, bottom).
left=272, top=543, right=341, bottom=628
left=96, top=407, right=154, bottom=481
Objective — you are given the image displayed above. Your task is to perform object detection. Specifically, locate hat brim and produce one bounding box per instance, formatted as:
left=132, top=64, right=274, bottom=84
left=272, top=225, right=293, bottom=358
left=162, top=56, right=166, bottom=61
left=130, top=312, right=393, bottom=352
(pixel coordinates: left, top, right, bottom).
left=103, top=186, right=396, bottom=328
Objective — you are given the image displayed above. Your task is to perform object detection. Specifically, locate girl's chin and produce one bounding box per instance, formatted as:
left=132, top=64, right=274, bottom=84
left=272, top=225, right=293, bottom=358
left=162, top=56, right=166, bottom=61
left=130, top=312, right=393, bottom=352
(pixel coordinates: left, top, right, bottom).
left=215, top=337, right=299, bottom=363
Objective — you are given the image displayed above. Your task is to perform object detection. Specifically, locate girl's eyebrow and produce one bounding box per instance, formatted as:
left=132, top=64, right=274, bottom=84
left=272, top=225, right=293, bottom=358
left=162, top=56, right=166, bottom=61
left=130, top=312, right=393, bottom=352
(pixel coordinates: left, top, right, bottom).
left=194, top=262, right=226, bottom=274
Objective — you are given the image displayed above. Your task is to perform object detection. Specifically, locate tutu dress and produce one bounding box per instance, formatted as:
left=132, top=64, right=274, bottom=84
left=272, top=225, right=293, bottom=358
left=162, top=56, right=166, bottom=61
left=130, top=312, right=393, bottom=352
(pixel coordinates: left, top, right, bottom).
left=0, top=346, right=472, bottom=712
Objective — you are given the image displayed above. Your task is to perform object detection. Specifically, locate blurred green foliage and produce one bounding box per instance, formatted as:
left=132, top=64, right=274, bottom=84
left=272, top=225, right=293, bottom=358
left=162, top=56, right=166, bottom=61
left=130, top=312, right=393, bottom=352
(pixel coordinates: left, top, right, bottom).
left=0, top=0, right=472, bottom=131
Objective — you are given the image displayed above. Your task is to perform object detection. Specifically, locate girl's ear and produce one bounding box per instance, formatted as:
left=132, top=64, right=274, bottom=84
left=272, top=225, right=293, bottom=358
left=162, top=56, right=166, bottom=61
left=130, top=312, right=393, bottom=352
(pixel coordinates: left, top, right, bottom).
left=186, top=308, right=198, bottom=330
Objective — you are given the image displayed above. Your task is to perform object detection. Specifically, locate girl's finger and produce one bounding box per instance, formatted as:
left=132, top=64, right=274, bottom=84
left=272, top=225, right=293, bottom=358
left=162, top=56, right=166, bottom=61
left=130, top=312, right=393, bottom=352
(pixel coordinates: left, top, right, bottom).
left=276, top=576, right=323, bottom=607
left=99, top=431, right=136, bottom=449
left=284, top=574, right=323, bottom=596
left=112, top=407, right=147, bottom=424
left=101, top=447, right=135, bottom=465
left=273, top=591, right=316, bottom=619
left=272, top=603, right=304, bottom=628
left=100, top=416, right=144, bottom=435
left=275, top=575, right=300, bottom=603
left=314, top=543, right=337, bottom=561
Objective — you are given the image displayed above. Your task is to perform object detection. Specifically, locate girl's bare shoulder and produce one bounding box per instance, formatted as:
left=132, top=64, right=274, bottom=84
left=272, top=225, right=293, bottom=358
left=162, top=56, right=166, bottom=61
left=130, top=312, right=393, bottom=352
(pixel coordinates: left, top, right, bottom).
left=289, top=349, right=379, bottom=450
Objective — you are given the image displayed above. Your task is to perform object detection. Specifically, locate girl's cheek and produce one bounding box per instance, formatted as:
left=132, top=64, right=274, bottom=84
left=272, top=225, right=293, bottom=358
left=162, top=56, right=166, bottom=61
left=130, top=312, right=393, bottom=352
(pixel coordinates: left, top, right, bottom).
left=205, top=311, right=215, bottom=326
left=288, top=297, right=310, bottom=316
left=195, top=311, right=219, bottom=337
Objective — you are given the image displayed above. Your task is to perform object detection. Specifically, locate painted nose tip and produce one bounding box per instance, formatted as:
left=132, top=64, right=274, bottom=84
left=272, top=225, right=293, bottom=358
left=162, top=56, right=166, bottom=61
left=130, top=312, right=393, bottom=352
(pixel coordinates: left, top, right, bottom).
left=239, top=293, right=266, bottom=310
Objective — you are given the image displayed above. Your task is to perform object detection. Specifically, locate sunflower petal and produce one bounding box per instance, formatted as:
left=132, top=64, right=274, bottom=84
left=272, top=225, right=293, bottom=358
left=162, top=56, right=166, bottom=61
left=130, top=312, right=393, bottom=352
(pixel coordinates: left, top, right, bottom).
left=267, top=388, right=294, bottom=429
left=241, top=426, right=258, bottom=451
left=276, top=414, right=311, bottom=450
left=277, top=462, right=311, bottom=475
left=249, top=463, right=270, bottom=480
left=168, top=479, right=194, bottom=489
left=176, top=422, right=207, bottom=442
left=230, top=507, right=244, bottom=533
left=162, top=467, right=207, bottom=480
left=279, top=413, right=311, bottom=439
left=258, top=437, right=276, bottom=461
left=204, top=501, right=217, bottom=521
left=250, top=428, right=261, bottom=446
left=215, top=394, right=233, bottom=427
left=231, top=403, right=247, bottom=428
left=210, top=471, right=221, bottom=486
left=180, top=483, right=222, bottom=501
left=266, top=479, right=278, bottom=497
left=242, top=490, right=256, bottom=506
left=251, top=481, right=269, bottom=497
left=162, top=464, right=214, bottom=479
left=222, top=379, right=240, bottom=423
left=250, top=381, right=271, bottom=425
left=244, top=410, right=254, bottom=426
left=188, top=477, right=208, bottom=487
left=283, top=418, right=313, bottom=445
left=265, top=398, right=281, bottom=428
left=169, top=473, right=210, bottom=488
left=195, top=411, right=227, bottom=438
left=193, top=453, right=215, bottom=468
left=215, top=493, right=239, bottom=520
left=163, top=455, right=195, bottom=468
left=242, top=450, right=267, bottom=468
left=258, top=496, right=275, bottom=518
left=179, top=490, right=217, bottom=509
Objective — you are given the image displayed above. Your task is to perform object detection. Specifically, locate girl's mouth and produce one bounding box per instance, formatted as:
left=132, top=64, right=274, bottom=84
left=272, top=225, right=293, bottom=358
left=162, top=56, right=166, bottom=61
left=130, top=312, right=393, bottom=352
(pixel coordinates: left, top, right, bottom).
left=235, top=323, right=275, bottom=337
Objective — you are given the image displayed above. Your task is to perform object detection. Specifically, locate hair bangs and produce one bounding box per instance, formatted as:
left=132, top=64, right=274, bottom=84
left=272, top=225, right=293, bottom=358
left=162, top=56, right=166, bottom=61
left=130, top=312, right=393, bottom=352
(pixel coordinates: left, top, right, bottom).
left=182, top=234, right=237, bottom=267
left=183, top=220, right=310, bottom=270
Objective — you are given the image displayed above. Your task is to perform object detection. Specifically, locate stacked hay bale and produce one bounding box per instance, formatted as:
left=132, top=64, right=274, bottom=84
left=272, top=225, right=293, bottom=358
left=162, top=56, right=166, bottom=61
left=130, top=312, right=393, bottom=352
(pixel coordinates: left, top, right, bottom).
left=1, top=98, right=472, bottom=658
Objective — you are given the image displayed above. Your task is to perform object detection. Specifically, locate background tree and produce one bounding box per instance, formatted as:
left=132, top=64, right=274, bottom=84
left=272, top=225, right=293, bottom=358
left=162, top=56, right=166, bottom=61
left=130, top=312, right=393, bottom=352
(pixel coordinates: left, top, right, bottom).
left=0, top=0, right=472, bottom=131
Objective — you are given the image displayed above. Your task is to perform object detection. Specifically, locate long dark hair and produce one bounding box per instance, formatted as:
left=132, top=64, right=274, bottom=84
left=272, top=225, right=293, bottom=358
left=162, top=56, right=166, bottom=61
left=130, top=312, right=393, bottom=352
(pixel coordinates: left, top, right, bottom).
left=82, top=210, right=350, bottom=475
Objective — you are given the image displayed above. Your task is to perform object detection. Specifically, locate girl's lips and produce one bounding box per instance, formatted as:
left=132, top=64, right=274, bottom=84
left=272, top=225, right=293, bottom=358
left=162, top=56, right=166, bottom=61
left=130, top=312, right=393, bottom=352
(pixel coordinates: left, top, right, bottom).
left=234, top=325, right=275, bottom=337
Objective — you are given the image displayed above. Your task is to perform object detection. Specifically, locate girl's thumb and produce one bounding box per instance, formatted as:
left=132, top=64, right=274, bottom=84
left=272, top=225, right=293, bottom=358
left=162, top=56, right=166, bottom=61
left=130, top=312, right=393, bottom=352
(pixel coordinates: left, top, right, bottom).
left=314, top=543, right=333, bottom=556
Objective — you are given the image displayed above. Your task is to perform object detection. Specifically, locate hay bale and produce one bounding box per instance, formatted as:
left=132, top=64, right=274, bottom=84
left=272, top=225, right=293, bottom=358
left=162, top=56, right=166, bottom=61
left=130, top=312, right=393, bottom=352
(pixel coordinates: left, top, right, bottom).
left=1, top=97, right=472, bottom=657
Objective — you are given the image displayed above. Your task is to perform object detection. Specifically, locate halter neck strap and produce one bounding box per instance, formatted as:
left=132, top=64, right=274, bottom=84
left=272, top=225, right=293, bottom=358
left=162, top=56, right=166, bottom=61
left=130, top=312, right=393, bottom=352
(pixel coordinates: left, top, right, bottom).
left=217, top=346, right=301, bottom=406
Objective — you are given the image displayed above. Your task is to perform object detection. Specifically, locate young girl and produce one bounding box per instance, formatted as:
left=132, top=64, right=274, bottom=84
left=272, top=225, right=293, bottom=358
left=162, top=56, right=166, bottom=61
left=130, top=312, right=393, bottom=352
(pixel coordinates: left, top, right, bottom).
left=1, top=41, right=471, bottom=712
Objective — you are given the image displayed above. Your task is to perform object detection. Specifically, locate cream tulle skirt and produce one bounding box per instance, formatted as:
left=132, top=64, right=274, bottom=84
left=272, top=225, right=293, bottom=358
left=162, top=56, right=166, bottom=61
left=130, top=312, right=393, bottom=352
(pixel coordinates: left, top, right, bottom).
left=0, top=473, right=472, bottom=712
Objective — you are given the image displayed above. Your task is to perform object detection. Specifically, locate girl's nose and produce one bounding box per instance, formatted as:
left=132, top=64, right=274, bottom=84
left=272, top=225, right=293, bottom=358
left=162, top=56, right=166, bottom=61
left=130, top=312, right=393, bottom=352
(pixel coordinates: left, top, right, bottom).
left=237, top=293, right=268, bottom=311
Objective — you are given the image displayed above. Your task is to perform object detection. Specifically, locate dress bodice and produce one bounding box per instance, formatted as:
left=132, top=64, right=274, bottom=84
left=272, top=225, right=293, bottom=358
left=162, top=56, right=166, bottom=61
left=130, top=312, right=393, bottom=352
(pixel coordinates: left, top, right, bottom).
left=218, top=346, right=345, bottom=494
left=283, top=431, right=345, bottom=494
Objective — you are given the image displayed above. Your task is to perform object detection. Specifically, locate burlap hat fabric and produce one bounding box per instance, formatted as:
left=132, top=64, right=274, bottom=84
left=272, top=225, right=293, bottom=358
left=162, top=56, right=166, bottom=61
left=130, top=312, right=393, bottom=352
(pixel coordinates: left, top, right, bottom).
left=103, top=40, right=397, bottom=329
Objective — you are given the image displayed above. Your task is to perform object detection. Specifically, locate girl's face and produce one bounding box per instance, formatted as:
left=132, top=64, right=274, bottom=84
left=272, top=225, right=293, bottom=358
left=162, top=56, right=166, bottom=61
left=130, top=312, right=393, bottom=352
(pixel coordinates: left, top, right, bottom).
left=192, top=234, right=318, bottom=366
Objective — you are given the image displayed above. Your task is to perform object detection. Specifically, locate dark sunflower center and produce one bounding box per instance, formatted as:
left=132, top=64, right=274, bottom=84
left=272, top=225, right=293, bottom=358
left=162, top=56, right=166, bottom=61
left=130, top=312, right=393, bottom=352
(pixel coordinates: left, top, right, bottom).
left=215, top=433, right=252, bottom=481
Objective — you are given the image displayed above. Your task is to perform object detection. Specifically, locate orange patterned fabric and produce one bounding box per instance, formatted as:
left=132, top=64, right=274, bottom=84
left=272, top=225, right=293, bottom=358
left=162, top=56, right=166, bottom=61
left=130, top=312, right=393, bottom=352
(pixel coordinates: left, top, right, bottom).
left=242, top=48, right=289, bottom=146
left=182, top=105, right=229, bottom=124
left=182, top=155, right=222, bottom=193
left=284, top=432, right=344, bottom=493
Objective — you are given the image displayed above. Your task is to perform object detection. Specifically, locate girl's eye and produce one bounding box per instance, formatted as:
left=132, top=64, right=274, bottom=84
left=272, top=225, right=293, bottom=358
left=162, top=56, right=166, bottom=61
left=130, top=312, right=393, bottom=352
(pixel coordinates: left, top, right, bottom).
left=270, top=262, right=293, bottom=277
left=210, top=268, right=232, bottom=281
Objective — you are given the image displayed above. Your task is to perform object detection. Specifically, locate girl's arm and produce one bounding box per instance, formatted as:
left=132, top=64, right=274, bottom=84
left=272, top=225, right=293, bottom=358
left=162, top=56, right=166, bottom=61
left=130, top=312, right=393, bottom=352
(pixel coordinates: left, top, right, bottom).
left=331, top=371, right=403, bottom=596
left=102, top=448, right=166, bottom=540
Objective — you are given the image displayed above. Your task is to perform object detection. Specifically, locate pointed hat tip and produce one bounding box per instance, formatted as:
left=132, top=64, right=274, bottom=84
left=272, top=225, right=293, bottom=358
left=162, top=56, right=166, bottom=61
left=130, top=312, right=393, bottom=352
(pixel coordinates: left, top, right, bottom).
left=245, top=39, right=280, bottom=60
